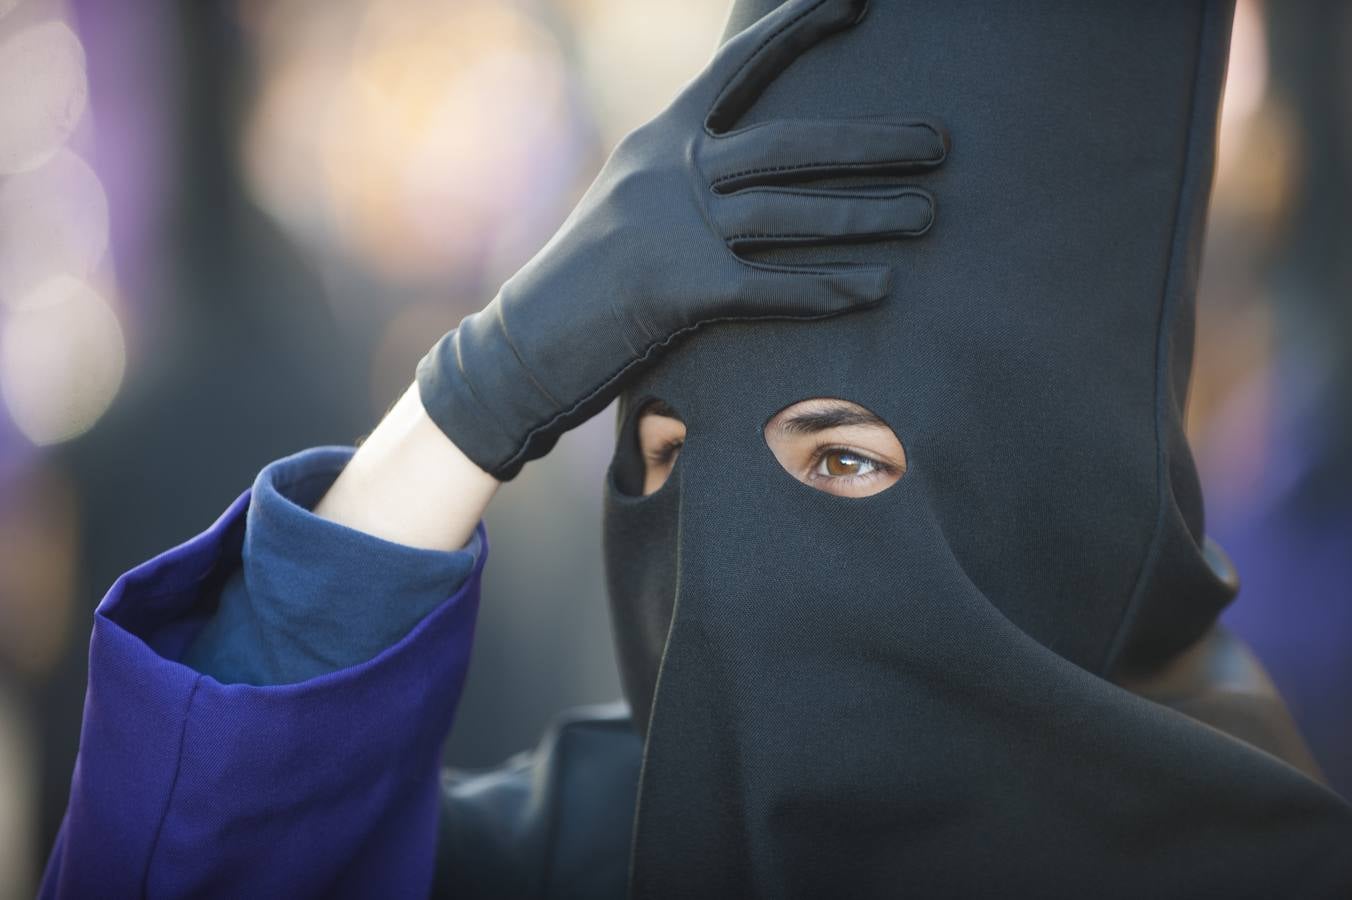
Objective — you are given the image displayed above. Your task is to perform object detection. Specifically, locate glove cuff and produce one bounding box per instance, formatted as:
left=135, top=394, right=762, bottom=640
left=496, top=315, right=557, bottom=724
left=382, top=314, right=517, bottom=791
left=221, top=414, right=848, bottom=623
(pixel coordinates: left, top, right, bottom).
left=416, top=324, right=551, bottom=482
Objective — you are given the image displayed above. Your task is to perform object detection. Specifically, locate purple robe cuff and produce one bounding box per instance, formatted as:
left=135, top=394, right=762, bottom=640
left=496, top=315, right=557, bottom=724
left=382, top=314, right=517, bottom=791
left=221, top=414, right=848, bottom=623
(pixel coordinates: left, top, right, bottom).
left=41, top=486, right=485, bottom=898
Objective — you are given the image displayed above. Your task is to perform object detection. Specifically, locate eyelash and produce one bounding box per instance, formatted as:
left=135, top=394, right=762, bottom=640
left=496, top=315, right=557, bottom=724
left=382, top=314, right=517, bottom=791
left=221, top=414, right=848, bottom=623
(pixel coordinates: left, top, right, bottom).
left=642, top=439, right=893, bottom=484
left=645, top=438, right=684, bottom=467
left=805, top=445, right=896, bottom=483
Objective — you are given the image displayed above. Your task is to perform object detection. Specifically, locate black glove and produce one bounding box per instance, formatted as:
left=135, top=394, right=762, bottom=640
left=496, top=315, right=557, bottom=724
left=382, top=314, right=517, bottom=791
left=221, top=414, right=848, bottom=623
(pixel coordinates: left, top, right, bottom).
left=417, top=0, right=946, bottom=479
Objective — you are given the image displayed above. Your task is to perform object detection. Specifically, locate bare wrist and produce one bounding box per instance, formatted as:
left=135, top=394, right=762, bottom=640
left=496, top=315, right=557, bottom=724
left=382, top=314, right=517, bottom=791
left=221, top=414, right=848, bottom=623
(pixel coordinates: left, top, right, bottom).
left=313, top=384, right=499, bottom=552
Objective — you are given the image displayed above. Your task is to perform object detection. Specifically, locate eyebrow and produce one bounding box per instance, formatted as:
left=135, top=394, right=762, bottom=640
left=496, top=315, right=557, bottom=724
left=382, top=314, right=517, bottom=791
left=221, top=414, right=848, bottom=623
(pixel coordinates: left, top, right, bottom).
left=774, top=404, right=889, bottom=434
left=638, top=399, right=681, bottom=420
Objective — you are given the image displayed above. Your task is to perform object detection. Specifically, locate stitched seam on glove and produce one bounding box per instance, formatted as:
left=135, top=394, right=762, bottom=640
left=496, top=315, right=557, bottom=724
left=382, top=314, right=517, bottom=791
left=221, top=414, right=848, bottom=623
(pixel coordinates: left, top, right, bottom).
left=706, top=0, right=833, bottom=137
left=732, top=186, right=931, bottom=200
left=712, top=158, right=941, bottom=189
left=727, top=230, right=924, bottom=240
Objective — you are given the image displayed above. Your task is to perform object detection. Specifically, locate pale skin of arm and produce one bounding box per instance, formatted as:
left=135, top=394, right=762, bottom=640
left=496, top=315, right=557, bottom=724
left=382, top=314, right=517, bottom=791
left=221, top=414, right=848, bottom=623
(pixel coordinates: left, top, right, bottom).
left=312, top=382, right=499, bottom=552
left=313, top=385, right=906, bottom=554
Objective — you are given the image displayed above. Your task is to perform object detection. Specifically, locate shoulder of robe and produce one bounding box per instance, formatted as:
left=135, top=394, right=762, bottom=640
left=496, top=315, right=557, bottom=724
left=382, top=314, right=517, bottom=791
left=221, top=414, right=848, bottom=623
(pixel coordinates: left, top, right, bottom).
left=430, top=702, right=643, bottom=900
left=1119, top=624, right=1326, bottom=781
left=1114, top=538, right=1326, bottom=781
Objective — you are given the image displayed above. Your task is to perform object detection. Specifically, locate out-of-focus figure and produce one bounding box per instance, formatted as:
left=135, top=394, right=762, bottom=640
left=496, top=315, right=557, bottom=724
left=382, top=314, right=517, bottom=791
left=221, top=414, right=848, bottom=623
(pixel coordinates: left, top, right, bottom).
left=1197, top=0, right=1352, bottom=797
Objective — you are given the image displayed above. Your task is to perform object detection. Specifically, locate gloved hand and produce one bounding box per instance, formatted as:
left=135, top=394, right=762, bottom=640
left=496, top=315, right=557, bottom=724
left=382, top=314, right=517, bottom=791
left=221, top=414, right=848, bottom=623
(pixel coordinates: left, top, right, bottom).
left=417, top=0, right=947, bottom=480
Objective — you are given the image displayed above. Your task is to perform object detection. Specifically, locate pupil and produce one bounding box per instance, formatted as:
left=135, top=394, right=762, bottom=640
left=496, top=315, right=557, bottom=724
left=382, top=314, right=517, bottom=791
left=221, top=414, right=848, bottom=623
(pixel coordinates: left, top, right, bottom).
left=825, top=452, right=862, bottom=476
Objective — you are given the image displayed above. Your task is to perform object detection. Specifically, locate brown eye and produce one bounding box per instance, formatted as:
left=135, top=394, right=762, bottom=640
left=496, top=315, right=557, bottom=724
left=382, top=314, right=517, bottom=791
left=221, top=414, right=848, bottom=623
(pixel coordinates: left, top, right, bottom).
left=764, top=398, right=906, bottom=499
left=817, top=450, right=874, bottom=478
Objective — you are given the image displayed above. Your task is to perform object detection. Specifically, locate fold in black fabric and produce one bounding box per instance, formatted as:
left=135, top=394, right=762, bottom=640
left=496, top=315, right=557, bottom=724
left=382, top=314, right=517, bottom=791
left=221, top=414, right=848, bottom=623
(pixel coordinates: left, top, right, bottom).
left=602, top=2, right=1352, bottom=895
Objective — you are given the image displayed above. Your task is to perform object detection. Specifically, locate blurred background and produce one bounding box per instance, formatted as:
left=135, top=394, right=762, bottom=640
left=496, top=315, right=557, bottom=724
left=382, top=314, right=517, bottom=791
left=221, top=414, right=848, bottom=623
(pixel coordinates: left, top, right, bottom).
left=0, top=0, right=1346, bottom=892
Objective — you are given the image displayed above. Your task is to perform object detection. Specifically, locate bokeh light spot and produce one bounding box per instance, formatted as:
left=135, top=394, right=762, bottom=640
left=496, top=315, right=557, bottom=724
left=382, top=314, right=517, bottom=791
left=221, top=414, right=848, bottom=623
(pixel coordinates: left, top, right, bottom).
left=243, top=0, right=584, bottom=282
left=0, top=276, right=125, bottom=445
left=0, top=21, right=88, bottom=174
left=0, top=149, right=109, bottom=306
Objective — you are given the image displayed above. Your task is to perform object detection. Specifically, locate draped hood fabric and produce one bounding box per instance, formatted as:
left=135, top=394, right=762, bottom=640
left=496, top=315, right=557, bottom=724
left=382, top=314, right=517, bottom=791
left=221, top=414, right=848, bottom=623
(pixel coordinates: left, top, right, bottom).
left=601, top=1, right=1352, bottom=896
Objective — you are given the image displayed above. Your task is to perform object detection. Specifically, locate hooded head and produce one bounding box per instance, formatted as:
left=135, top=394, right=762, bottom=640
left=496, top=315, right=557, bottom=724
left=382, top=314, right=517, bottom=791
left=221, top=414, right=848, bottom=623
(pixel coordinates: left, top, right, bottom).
left=601, top=1, right=1352, bottom=894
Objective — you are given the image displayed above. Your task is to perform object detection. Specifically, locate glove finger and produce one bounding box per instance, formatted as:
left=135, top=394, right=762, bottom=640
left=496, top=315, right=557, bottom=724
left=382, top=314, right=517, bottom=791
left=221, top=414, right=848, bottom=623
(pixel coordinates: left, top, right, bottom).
left=713, top=185, right=934, bottom=252
left=694, top=0, right=869, bottom=133
left=725, top=258, right=892, bottom=319
left=703, top=118, right=947, bottom=192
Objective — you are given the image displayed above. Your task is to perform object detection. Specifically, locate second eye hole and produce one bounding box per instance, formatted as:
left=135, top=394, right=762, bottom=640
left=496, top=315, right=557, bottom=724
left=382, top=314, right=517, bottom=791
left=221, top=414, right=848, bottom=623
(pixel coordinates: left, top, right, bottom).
left=634, top=397, right=905, bottom=498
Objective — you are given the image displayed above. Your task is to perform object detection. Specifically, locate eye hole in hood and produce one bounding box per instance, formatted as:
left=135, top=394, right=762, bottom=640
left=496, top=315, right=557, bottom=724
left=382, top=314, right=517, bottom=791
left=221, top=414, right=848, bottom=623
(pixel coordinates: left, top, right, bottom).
left=764, top=397, right=906, bottom=498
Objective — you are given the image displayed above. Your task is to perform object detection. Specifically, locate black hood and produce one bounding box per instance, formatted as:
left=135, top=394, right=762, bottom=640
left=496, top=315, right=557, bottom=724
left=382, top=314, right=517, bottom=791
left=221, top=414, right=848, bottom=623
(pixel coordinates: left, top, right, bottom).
left=602, top=1, right=1352, bottom=895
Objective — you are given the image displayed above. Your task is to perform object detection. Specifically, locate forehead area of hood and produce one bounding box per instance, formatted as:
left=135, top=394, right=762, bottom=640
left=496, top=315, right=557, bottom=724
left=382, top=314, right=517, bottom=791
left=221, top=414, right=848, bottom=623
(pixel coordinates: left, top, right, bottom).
left=611, top=0, right=1234, bottom=677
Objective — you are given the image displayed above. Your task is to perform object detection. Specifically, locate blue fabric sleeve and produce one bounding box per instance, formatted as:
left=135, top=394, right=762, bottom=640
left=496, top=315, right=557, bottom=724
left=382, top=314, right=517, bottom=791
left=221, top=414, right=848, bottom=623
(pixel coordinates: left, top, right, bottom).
left=182, top=446, right=480, bottom=685
left=40, top=449, right=487, bottom=898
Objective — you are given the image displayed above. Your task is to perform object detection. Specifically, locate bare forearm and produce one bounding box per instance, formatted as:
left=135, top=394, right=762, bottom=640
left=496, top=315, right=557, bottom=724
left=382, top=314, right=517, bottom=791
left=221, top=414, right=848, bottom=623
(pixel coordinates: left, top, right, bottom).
left=313, top=383, right=499, bottom=551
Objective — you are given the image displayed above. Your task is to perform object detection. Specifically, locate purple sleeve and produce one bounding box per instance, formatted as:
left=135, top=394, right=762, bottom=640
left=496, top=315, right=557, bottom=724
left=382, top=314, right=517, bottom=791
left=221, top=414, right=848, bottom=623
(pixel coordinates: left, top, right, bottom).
left=39, top=486, right=486, bottom=898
